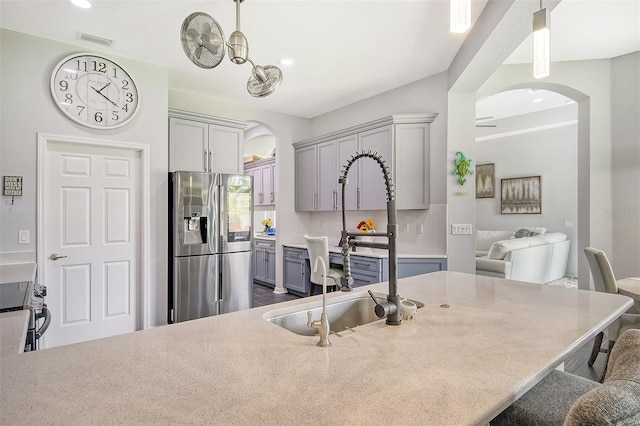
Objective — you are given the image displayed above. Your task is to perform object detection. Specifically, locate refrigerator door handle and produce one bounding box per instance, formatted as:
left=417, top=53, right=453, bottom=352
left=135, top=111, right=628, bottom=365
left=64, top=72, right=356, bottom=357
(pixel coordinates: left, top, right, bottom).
left=207, top=175, right=218, bottom=254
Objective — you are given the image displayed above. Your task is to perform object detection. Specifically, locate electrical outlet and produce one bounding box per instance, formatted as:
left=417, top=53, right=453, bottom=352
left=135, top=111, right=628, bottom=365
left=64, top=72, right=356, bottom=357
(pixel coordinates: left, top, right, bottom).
left=403, top=224, right=409, bottom=233
left=18, top=230, right=29, bottom=244
left=451, top=224, right=472, bottom=235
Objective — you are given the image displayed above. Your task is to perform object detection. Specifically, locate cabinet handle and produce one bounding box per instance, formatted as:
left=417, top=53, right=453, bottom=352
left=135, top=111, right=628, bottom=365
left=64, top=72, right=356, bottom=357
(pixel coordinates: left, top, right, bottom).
left=270, top=192, right=274, bottom=203
left=208, top=152, right=212, bottom=172
left=260, top=193, right=263, bottom=204
left=203, top=150, right=207, bottom=171
left=300, top=261, right=304, bottom=276
left=333, top=190, right=337, bottom=210
left=357, top=188, right=361, bottom=209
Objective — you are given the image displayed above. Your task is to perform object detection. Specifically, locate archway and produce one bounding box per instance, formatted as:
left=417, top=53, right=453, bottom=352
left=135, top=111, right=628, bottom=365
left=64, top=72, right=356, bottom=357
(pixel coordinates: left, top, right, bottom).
left=476, top=82, right=591, bottom=290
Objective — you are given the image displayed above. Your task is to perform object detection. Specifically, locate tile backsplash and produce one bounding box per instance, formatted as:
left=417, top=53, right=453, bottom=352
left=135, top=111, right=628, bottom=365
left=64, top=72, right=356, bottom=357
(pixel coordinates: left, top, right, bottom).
left=305, top=204, right=446, bottom=254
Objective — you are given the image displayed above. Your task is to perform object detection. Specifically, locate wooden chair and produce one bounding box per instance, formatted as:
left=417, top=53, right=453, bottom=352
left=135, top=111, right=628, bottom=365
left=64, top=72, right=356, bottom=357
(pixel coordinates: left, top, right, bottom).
left=584, top=247, right=640, bottom=369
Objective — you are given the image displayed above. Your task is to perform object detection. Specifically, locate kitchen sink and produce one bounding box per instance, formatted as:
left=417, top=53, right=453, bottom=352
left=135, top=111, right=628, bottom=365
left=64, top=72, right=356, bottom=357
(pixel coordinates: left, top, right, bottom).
left=263, top=291, right=423, bottom=336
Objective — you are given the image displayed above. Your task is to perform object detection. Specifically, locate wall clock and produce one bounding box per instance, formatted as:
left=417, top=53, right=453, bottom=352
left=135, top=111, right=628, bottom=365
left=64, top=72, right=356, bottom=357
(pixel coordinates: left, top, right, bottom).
left=50, top=53, right=140, bottom=129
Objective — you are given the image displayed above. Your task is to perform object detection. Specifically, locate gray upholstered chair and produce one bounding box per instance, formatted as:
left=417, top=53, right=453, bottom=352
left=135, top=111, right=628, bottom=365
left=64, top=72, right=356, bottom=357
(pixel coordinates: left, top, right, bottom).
left=584, top=247, right=640, bottom=367
left=491, top=329, right=640, bottom=426
left=304, top=235, right=343, bottom=296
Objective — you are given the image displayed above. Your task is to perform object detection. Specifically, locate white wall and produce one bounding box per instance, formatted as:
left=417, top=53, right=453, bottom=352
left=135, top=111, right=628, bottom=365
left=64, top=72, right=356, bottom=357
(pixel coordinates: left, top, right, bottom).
left=611, top=52, right=640, bottom=279
left=0, top=30, right=169, bottom=325
left=475, top=104, right=579, bottom=275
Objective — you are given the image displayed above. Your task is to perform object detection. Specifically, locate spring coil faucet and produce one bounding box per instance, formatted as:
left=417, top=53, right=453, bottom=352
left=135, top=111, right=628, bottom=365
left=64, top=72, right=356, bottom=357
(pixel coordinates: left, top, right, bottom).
left=339, top=150, right=401, bottom=325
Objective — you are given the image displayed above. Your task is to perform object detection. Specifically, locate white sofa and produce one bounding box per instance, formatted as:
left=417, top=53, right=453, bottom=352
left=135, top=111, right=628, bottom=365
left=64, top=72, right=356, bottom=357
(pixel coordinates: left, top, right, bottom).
left=476, top=230, right=570, bottom=284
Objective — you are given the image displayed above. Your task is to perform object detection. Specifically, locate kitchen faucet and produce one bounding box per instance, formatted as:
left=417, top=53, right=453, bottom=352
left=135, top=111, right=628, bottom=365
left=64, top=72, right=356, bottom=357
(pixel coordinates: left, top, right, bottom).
left=307, top=256, right=331, bottom=347
left=339, top=151, right=401, bottom=325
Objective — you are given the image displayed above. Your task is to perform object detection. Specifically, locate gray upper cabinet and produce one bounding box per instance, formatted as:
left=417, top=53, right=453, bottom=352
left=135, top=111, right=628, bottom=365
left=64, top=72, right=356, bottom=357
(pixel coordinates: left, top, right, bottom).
left=294, top=145, right=317, bottom=211
left=356, top=126, right=392, bottom=210
left=294, top=114, right=437, bottom=211
left=316, top=140, right=339, bottom=211
left=245, top=157, right=275, bottom=206
left=169, top=109, right=246, bottom=174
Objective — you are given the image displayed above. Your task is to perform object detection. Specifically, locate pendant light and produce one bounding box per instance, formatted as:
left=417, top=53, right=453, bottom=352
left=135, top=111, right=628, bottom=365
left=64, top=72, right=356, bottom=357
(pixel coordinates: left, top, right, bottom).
left=533, top=2, right=550, bottom=78
left=450, top=0, right=471, bottom=33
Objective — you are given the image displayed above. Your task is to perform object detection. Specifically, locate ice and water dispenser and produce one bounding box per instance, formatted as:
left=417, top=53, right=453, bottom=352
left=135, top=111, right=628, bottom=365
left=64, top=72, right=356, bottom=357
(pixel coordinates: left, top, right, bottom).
left=183, top=209, right=208, bottom=245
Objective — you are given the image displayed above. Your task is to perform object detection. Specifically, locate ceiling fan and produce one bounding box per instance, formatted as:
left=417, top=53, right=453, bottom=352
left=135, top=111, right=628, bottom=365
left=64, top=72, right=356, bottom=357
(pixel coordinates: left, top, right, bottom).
left=180, top=0, right=283, bottom=98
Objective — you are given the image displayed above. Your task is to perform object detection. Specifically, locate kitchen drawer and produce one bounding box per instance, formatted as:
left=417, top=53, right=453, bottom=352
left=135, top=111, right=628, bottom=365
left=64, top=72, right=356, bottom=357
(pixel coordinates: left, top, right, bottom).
left=350, top=256, right=382, bottom=272
left=255, top=240, right=275, bottom=251
left=350, top=269, right=381, bottom=288
left=283, top=247, right=307, bottom=260
left=397, top=258, right=446, bottom=279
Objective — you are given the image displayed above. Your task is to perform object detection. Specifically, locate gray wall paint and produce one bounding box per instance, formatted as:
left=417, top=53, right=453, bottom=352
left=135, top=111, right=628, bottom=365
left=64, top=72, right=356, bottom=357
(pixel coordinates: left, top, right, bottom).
left=475, top=105, right=579, bottom=275
left=0, top=29, right=169, bottom=325
left=477, top=57, right=640, bottom=288
left=611, top=52, right=640, bottom=279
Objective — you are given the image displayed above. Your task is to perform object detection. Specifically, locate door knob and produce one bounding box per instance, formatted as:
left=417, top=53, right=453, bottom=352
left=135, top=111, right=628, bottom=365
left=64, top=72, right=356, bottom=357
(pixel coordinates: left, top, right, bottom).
left=49, top=253, right=67, bottom=260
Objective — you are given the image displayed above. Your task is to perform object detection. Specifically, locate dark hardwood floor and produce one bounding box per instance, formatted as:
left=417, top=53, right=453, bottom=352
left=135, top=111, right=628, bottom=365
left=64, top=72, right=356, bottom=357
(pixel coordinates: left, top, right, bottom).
left=253, top=282, right=607, bottom=381
left=252, top=282, right=299, bottom=307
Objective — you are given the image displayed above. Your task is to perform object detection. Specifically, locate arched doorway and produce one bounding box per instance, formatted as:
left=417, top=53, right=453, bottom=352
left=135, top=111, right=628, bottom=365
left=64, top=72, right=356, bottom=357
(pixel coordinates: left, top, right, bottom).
left=476, top=83, right=591, bottom=290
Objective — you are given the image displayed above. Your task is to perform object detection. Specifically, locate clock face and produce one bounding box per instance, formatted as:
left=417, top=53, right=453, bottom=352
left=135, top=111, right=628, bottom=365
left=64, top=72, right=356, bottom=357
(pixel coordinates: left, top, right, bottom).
left=50, top=53, right=140, bottom=129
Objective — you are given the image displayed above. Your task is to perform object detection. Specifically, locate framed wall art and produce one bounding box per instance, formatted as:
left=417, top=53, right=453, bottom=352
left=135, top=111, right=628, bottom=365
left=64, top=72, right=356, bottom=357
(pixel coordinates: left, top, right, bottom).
left=501, top=175, right=541, bottom=214
left=475, top=163, right=494, bottom=198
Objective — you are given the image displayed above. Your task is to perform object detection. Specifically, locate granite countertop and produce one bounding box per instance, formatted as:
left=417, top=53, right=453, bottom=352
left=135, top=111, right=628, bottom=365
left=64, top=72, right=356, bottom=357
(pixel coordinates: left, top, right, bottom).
left=254, top=234, right=276, bottom=241
left=0, top=311, right=30, bottom=357
left=0, top=271, right=631, bottom=425
left=0, top=262, right=37, bottom=284
left=283, top=241, right=446, bottom=259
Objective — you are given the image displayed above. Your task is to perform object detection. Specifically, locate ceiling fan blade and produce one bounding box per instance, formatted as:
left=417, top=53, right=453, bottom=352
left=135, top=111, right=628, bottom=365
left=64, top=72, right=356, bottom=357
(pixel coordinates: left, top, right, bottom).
left=195, top=46, right=204, bottom=60
left=187, top=28, right=200, bottom=43
left=202, top=40, right=220, bottom=55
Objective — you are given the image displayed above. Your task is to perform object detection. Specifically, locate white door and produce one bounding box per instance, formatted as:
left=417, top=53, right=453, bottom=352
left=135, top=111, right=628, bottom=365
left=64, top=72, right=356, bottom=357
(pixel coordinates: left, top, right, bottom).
left=42, top=141, right=141, bottom=348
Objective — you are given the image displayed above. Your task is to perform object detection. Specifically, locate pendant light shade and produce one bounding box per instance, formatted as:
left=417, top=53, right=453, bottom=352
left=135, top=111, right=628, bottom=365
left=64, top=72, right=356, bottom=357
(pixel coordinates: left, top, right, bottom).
left=533, top=8, right=550, bottom=79
left=450, top=0, right=471, bottom=33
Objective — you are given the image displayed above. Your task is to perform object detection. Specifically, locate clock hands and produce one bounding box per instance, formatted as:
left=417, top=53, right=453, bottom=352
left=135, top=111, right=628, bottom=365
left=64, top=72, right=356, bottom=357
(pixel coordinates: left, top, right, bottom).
left=90, top=84, right=118, bottom=107
left=97, top=82, right=111, bottom=94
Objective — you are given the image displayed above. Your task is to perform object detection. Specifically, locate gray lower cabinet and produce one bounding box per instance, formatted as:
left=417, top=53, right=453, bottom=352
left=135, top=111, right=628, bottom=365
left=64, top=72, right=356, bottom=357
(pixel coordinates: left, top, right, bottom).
left=283, top=246, right=447, bottom=296
left=283, top=247, right=310, bottom=296
left=254, top=239, right=276, bottom=288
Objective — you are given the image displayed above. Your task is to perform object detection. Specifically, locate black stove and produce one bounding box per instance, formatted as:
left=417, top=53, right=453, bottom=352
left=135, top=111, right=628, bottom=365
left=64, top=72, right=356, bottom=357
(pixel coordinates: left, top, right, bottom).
left=0, top=280, right=49, bottom=351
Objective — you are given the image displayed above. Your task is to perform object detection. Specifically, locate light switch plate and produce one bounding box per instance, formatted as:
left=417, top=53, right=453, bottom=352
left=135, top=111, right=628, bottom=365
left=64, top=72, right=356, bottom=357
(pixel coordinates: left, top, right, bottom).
left=451, top=224, right=472, bottom=235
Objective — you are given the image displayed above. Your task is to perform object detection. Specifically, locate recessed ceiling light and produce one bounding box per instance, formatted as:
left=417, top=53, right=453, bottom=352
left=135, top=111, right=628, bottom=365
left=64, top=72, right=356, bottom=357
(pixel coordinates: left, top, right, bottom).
left=70, top=0, right=92, bottom=8
left=533, top=98, right=544, bottom=103
left=278, top=58, right=295, bottom=66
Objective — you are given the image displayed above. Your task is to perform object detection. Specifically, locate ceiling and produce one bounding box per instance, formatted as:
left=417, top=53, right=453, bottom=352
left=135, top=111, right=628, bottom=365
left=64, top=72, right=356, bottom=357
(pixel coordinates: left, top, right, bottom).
left=1, top=0, right=638, bottom=119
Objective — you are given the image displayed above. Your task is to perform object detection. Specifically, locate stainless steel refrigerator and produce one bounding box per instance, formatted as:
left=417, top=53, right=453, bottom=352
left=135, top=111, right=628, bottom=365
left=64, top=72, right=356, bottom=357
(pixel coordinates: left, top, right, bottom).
left=169, top=171, right=253, bottom=323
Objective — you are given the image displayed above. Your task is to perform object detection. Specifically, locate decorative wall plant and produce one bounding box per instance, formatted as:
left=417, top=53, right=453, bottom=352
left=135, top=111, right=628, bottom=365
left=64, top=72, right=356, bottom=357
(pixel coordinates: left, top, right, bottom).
left=451, top=151, right=473, bottom=185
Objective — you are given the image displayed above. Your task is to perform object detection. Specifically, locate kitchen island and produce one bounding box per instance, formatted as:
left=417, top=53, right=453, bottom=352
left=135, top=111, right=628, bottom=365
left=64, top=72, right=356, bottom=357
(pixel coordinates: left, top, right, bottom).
left=0, top=271, right=632, bottom=425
